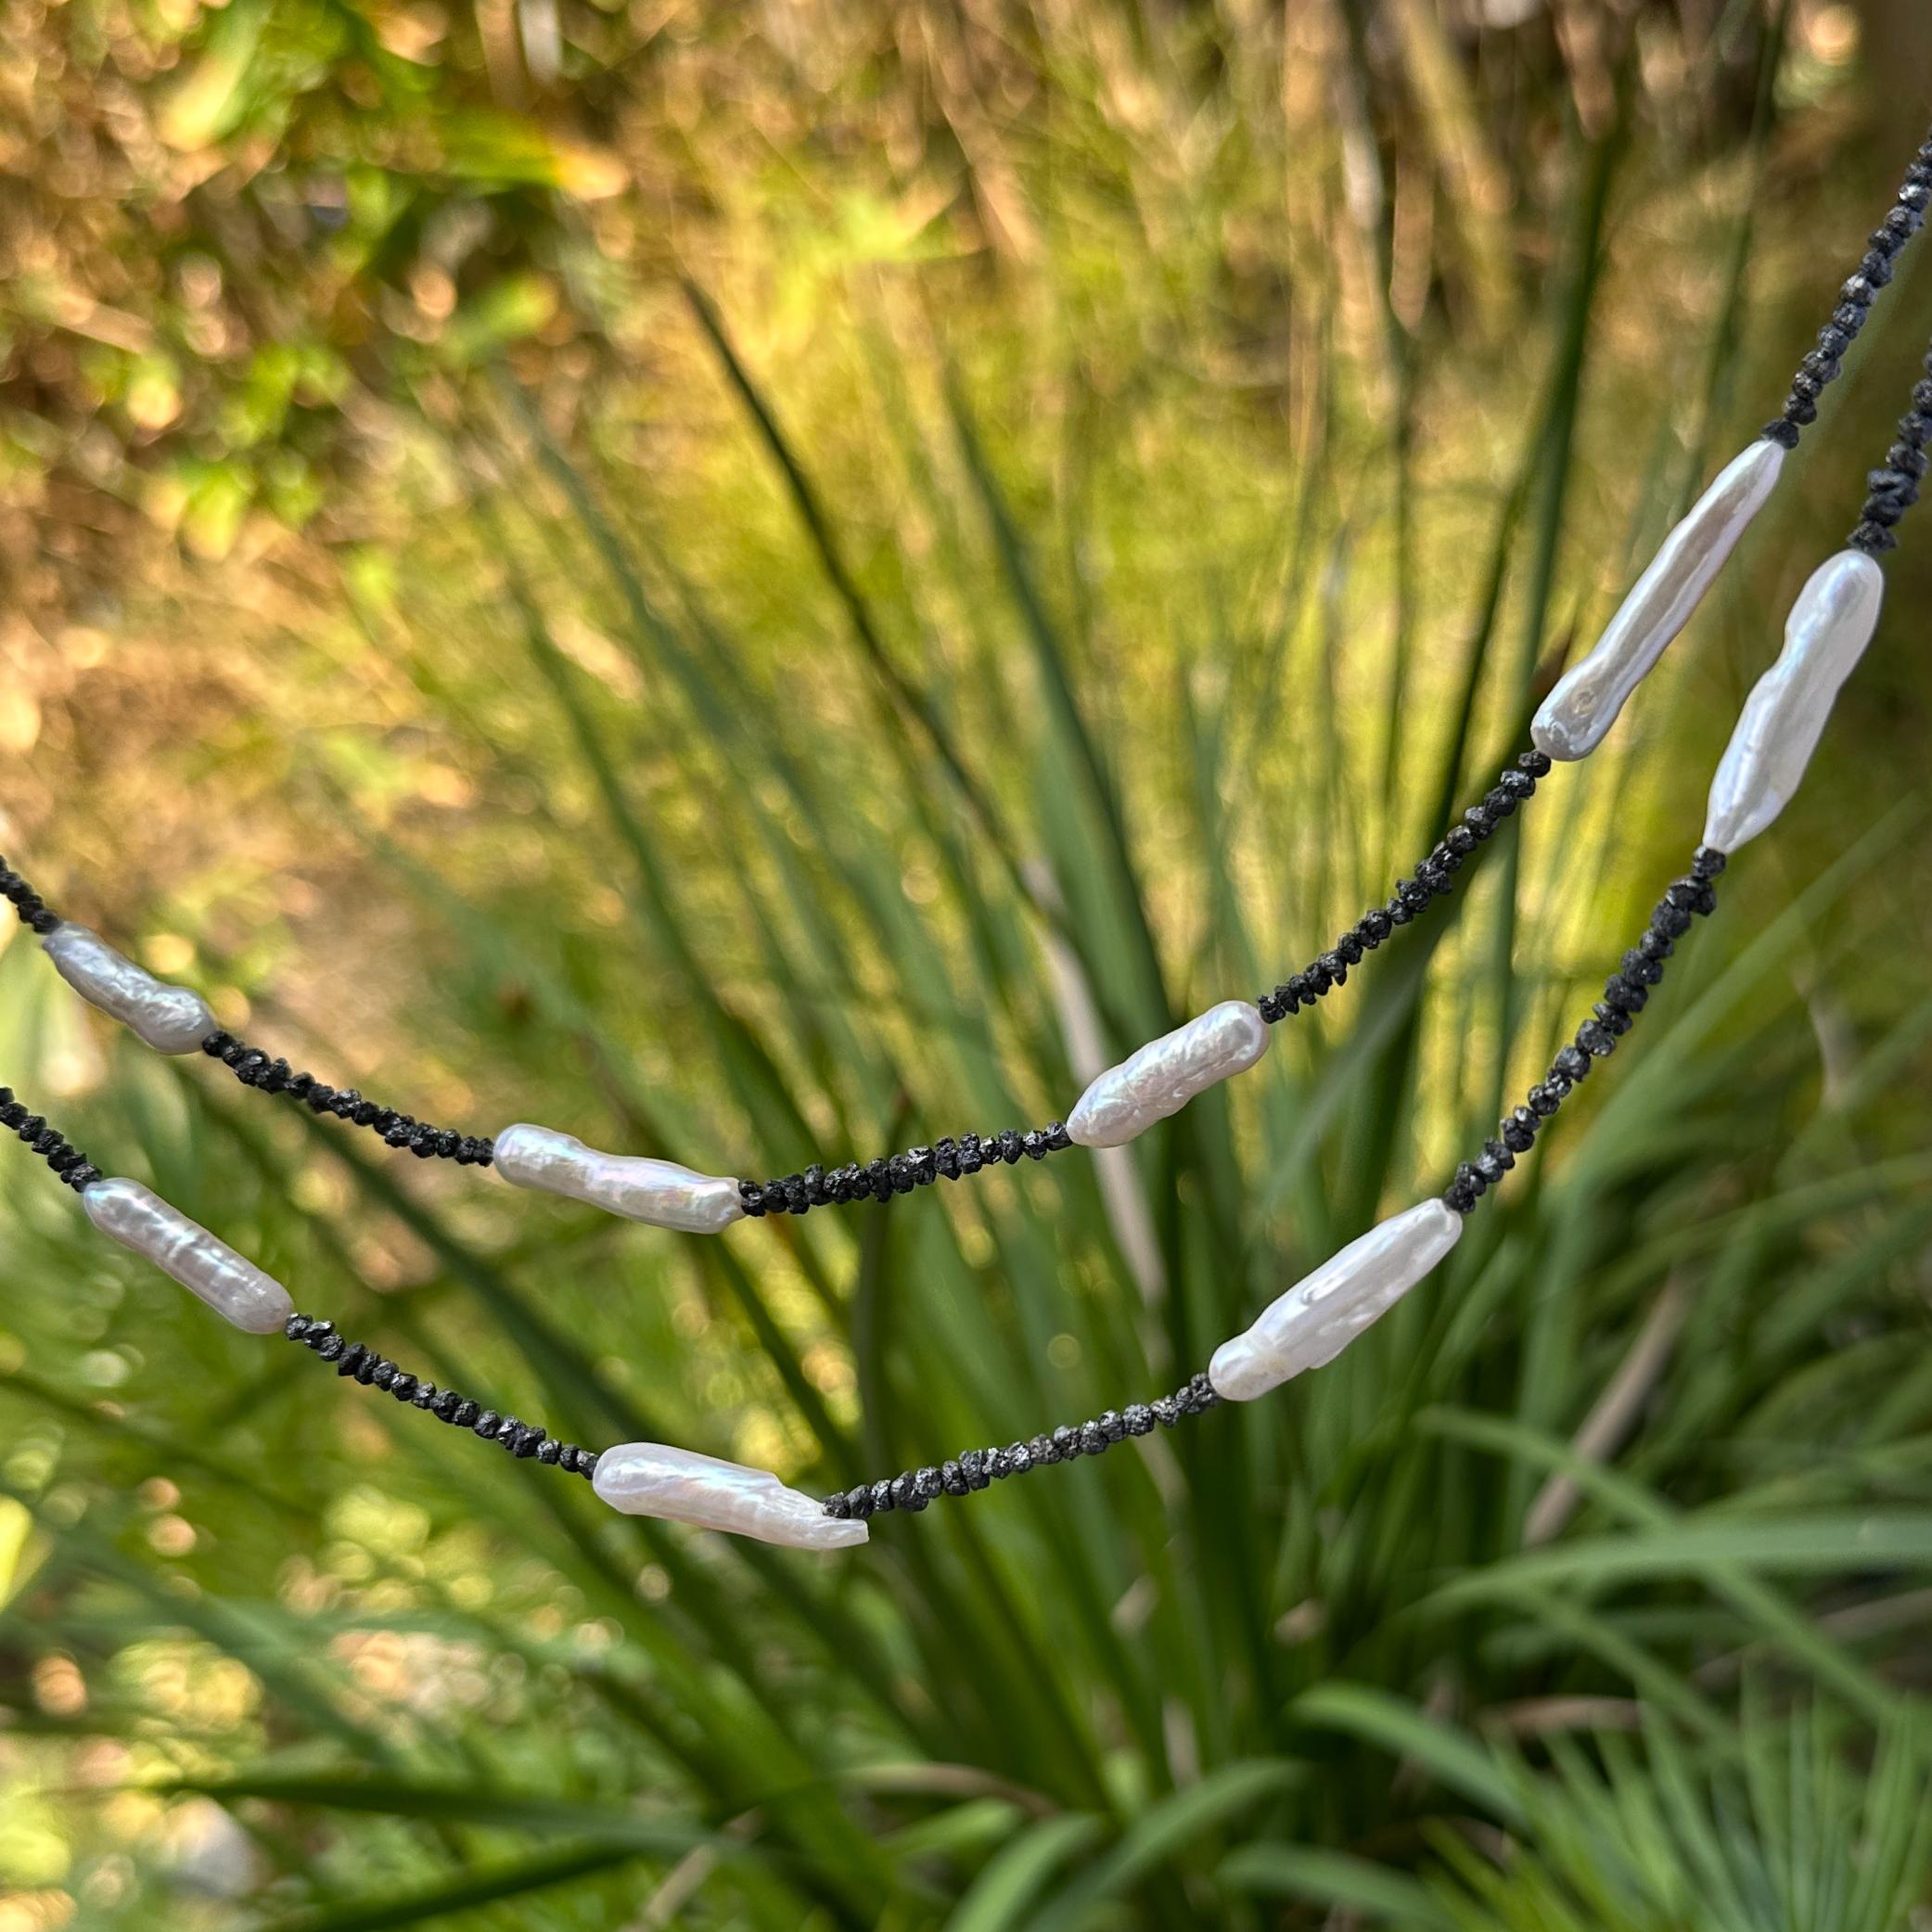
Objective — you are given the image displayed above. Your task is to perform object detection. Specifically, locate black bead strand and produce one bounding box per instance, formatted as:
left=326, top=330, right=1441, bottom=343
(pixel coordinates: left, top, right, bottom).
left=1442, top=851, right=1722, bottom=1216
left=0, top=1085, right=104, bottom=1191
left=282, top=1312, right=599, bottom=1478
left=198, top=1032, right=495, bottom=1168
left=1258, top=749, right=1552, bottom=1023
left=0, top=856, right=63, bottom=937
left=740, top=1120, right=1072, bottom=1218
left=1765, top=129, right=1930, bottom=449
left=824, top=1372, right=1219, bottom=1521
left=1849, top=341, right=1932, bottom=556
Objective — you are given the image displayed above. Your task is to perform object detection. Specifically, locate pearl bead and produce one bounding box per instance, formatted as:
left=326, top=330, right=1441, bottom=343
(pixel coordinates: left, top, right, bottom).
left=1067, top=1001, right=1271, bottom=1148
left=592, top=1441, right=867, bottom=1549
left=1533, top=439, right=1786, bottom=761
left=1703, top=549, right=1886, bottom=851
left=81, top=1177, right=293, bottom=1335
left=493, top=1124, right=745, bottom=1233
left=42, top=922, right=215, bottom=1055
left=1208, top=1200, right=1464, bottom=1401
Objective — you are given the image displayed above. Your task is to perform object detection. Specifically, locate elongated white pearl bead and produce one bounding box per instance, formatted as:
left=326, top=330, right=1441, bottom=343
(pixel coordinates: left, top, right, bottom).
left=42, top=921, right=216, bottom=1055
left=81, top=1177, right=294, bottom=1335
left=1533, top=439, right=1787, bottom=761
left=593, top=1441, right=867, bottom=1550
left=1702, top=548, right=1886, bottom=852
left=1067, top=1000, right=1271, bottom=1149
left=1209, top=1199, right=1463, bottom=1401
left=493, top=1124, right=745, bottom=1233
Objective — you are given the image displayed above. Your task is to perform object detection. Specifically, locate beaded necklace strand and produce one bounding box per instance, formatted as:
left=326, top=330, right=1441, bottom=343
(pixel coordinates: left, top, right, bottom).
left=4, top=135, right=1930, bottom=1550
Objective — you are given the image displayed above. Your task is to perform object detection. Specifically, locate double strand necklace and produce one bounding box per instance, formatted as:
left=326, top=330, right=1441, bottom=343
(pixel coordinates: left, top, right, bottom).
left=5, top=132, right=1931, bottom=1550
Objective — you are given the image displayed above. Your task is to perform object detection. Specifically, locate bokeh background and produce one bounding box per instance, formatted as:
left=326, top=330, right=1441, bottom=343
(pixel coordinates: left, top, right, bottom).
left=5, top=1, right=1932, bottom=1926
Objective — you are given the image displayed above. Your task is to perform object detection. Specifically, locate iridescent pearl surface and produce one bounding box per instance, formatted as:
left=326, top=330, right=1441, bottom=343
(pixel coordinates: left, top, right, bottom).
left=493, top=1124, right=745, bottom=1233
left=1533, top=439, right=1786, bottom=761
left=81, top=1177, right=294, bottom=1335
left=42, top=921, right=216, bottom=1055
left=1067, top=1001, right=1271, bottom=1149
left=592, top=1441, right=867, bottom=1550
left=1209, top=1199, right=1463, bottom=1401
left=1702, top=548, right=1886, bottom=851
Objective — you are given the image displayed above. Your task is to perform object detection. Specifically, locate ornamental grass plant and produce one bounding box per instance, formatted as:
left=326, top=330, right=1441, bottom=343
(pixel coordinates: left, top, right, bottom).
left=3, top=4, right=1932, bottom=1927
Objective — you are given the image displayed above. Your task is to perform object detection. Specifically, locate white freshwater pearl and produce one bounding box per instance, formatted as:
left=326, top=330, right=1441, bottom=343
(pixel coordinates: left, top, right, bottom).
left=81, top=1177, right=293, bottom=1335
left=493, top=1124, right=746, bottom=1233
left=1209, top=1198, right=1464, bottom=1401
left=593, top=1441, right=867, bottom=1550
left=1067, top=1000, right=1271, bottom=1149
left=1533, top=439, right=1787, bottom=761
left=1702, top=549, right=1886, bottom=852
left=42, top=921, right=216, bottom=1055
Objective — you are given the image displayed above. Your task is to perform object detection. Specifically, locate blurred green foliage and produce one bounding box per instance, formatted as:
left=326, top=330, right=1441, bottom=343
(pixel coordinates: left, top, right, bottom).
left=5, top=1, right=1932, bottom=1927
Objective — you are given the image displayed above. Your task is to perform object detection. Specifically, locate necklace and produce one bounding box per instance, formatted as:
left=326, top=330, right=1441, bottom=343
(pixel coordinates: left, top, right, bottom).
left=5, top=134, right=1930, bottom=1550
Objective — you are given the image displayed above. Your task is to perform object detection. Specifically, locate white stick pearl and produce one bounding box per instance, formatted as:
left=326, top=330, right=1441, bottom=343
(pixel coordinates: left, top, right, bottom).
left=493, top=1124, right=745, bottom=1233
left=82, top=1178, right=294, bottom=1335
left=1209, top=1199, right=1464, bottom=1402
left=1533, top=439, right=1786, bottom=761
left=42, top=922, right=217, bottom=1055
left=1067, top=1001, right=1271, bottom=1149
left=1702, top=549, right=1886, bottom=852
left=593, top=1441, right=866, bottom=1550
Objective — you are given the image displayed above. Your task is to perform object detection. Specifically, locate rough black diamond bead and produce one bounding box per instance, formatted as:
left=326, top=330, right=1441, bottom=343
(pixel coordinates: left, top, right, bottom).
left=1388, top=896, right=1414, bottom=927
left=390, top=1373, right=416, bottom=1402
left=1622, top=949, right=1663, bottom=986
left=1602, top=978, right=1647, bottom=1015
left=1335, top=932, right=1364, bottom=965
left=998, top=1130, right=1023, bottom=1165
left=960, top=1450, right=990, bottom=1491
left=1051, top=1424, right=1080, bottom=1460
left=1122, top=1403, right=1155, bottom=1436
left=1475, top=1149, right=1508, bottom=1184
left=1152, top=1396, right=1181, bottom=1427
left=1528, top=1084, right=1564, bottom=1118
left=1362, top=908, right=1393, bottom=943
left=1652, top=902, right=1692, bottom=939
left=959, top=1134, right=984, bottom=1174
left=1502, top=1116, right=1535, bottom=1154
left=1002, top=1441, right=1033, bottom=1475
left=536, top=1438, right=561, bottom=1465
left=869, top=1479, right=896, bottom=1515
left=335, top=1341, right=366, bottom=1376
left=412, top=1381, right=438, bottom=1408
left=1079, top=1422, right=1109, bottom=1455
left=452, top=1399, right=480, bottom=1428
left=842, top=1483, right=871, bottom=1517
left=471, top=1409, right=500, bottom=1438
left=1593, top=1002, right=1633, bottom=1037
left=1500, top=768, right=1535, bottom=797
left=1446, top=1179, right=1478, bottom=1215
left=371, top=1361, right=397, bottom=1390
left=1306, top=959, right=1334, bottom=996
left=1691, top=845, right=1727, bottom=878
left=1455, top=1161, right=1488, bottom=1198
left=940, top=1460, right=968, bottom=1497
left=1638, top=928, right=1673, bottom=962
left=825, top=1491, right=852, bottom=1518
left=1482, top=1138, right=1516, bottom=1171
left=1484, top=787, right=1517, bottom=818
left=284, top=1313, right=313, bottom=1340
left=1577, top=1019, right=1617, bottom=1056
left=1554, top=1045, right=1592, bottom=1081
left=1099, top=1409, right=1126, bottom=1442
